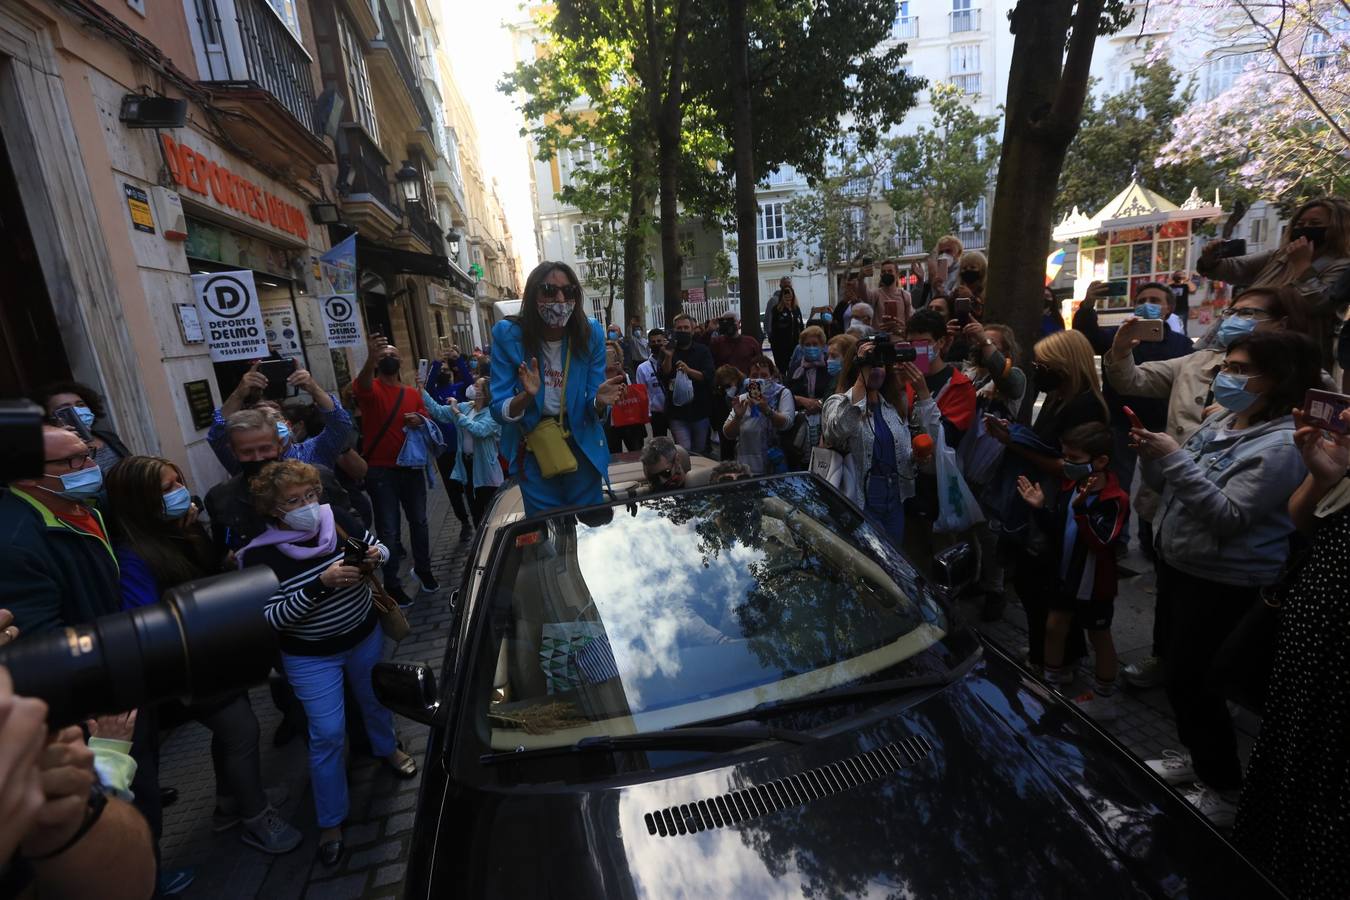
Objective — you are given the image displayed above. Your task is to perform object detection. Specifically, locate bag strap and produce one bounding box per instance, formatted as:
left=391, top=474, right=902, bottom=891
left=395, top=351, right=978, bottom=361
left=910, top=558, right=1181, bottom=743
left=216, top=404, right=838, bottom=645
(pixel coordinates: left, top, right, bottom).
left=363, top=386, right=408, bottom=457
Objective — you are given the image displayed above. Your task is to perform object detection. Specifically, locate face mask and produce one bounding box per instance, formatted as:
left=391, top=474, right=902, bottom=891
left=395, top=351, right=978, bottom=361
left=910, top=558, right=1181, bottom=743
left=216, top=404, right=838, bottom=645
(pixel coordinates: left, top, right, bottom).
left=865, top=367, right=886, bottom=390
left=938, top=253, right=954, bottom=267
left=281, top=501, right=322, bottom=534
left=239, top=458, right=274, bottom=479
left=1213, top=371, right=1258, bottom=413
left=607, top=330, right=621, bottom=340
left=1135, top=302, right=1162, bottom=320
left=276, top=421, right=291, bottom=444
left=826, top=359, right=843, bottom=377
left=1062, top=461, right=1094, bottom=482
left=673, top=331, right=693, bottom=350
left=725, top=386, right=737, bottom=400
left=465, top=384, right=478, bottom=401
left=1290, top=225, right=1327, bottom=247
left=73, top=406, right=96, bottom=429
left=162, top=485, right=192, bottom=519
left=803, top=346, right=823, bottom=363
left=822, top=313, right=833, bottom=324
left=376, top=356, right=401, bottom=376
left=539, top=301, right=574, bottom=328
left=51, top=464, right=103, bottom=501
left=880, top=273, right=896, bottom=287
left=1033, top=366, right=1063, bottom=393
left=960, top=269, right=980, bottom=285
left=718, top=320, right=737, bottom=336
left=1217, top=313, right=1257, bottom=348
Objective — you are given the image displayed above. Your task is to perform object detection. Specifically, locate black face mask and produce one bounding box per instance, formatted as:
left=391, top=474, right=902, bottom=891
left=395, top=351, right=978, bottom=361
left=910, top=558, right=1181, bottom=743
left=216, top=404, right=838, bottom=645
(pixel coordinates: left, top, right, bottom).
left=718, top=320, right=737, bottom=336
left=1032, top=365, right=1063, bottom=393
left=239, top=458, right=276, bottom=480
left=376, top=356, right=401, bottom=376
left=673, top=331, right=693, bottom=350
left=960, top=269, right=980, bottom=285
left=879, top=272, right=896, bottom=287
left=1290, top=225, right=1328, bottom=247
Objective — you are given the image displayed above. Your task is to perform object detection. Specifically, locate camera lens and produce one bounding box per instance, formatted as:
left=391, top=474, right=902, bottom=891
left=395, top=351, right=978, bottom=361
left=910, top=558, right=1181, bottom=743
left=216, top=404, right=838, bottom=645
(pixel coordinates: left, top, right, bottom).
left=0, top=568, right=279, bottom=728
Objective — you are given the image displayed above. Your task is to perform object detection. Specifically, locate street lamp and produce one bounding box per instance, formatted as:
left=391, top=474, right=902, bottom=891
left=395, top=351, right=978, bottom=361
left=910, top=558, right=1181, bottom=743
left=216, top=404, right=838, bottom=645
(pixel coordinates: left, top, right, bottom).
left=446, top=230, right=461, bottom=256
left=395, top=161, right=421, bottom=204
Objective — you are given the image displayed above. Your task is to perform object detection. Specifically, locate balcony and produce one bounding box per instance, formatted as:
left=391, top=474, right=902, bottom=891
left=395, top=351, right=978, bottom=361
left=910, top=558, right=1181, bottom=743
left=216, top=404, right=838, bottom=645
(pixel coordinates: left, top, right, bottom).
left=895, top=15, right=918, bottom=39
left=337, top=124, right=400, bottom=238
left=949, top=7, right=981, bottom=32
left=949, top=73, right=982, bottom=94
left=404, top=201, right=441, bottom=254
left=186, top=0, right=332, bottom=170
left=432, top=158, right=468, bottom=226
left=756, top=241, right=789, bottom=262
left=367, top=1, right=435, bottom=137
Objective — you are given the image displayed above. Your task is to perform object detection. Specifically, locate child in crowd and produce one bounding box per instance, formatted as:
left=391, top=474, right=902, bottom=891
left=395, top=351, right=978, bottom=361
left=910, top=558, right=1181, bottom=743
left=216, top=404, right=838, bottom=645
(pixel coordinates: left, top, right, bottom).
left=1016, top=422, right=1129, bottom=719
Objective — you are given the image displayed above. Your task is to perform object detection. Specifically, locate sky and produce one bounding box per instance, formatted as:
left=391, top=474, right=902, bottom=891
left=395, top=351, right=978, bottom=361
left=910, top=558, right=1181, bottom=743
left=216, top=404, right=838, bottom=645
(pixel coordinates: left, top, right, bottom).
left=439, top=0, right=540, bottom=272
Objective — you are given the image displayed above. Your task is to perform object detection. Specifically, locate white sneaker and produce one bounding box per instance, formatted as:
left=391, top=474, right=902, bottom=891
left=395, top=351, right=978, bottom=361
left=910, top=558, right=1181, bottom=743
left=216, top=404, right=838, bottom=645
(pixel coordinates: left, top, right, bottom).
left=1123, top=656, right=1166, bottom=689
left=1184, top=784, right=1239, bottom=829
left=1145, top=749, right=1196, bottom=786
left=1072, top=690, right=1122, bottom=721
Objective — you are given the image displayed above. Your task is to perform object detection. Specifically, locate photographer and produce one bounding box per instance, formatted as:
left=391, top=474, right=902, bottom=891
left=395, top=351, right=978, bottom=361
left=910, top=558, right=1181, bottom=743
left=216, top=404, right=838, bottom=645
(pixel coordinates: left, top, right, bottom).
left=36, top=382, right=129, bottom=473
left=208, top=362, right=353, bottom=474
left=722, top=357, right=796, bottom=476
left=661, top=314, right=717, bottom=453
left=867, top=260, right=914, bottom=333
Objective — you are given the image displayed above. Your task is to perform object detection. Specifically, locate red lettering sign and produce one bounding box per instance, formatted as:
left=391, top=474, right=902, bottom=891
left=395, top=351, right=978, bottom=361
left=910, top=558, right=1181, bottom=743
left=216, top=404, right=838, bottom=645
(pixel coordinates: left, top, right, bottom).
left=160, top=134, right=308, bottom=241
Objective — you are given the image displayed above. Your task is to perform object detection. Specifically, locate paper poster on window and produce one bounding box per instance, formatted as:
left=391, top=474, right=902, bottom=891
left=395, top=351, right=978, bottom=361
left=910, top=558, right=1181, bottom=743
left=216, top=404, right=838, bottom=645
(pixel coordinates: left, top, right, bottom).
left=318, top=235, right=364, bottom=349
left=192, top=270, right=269, bottom=362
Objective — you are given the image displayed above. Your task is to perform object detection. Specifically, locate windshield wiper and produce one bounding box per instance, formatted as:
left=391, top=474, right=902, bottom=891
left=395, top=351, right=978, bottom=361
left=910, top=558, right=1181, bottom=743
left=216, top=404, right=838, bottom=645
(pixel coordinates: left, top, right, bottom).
left=479, top=723, right=813, bottom=766
left=686, top=645, right=983, bottom=729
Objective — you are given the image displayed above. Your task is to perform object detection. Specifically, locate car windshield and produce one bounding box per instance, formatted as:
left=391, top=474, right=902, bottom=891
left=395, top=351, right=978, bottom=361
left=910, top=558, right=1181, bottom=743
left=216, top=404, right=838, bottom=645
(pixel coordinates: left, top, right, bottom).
left=470, top=476, right=948, bottom=755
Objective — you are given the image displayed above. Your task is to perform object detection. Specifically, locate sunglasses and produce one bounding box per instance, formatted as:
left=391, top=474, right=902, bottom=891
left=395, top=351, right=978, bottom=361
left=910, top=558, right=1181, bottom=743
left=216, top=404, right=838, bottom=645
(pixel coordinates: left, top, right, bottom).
left=539, top=283, right=581, bottom=301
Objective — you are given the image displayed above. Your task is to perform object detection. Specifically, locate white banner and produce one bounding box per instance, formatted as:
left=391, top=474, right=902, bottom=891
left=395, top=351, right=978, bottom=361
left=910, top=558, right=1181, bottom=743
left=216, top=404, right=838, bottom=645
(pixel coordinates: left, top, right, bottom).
left=192, top=270, right=269, bottom=362
left=318, top=235, right=364, bottom=349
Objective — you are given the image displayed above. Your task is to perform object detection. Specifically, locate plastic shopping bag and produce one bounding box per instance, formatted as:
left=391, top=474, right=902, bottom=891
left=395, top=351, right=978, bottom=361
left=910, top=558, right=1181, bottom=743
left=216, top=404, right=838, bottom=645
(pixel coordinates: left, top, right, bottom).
left=957, top=407, right=1007, bottom=487
left=932, top=420, right=984, bottom=534
left=671, top=370, right=694, bottom=407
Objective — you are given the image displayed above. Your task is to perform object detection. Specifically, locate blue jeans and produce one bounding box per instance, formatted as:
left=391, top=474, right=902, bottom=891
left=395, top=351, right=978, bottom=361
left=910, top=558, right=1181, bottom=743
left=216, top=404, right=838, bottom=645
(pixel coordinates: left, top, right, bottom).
left=515, top=437, right=603, bottom=517
left=281, top=626, right=397, bottom=828
left=669, top=418, right=709, bottom=455
left=864, top=472, right=906, bottom=549
left=366, top=466, right=430, bottom=583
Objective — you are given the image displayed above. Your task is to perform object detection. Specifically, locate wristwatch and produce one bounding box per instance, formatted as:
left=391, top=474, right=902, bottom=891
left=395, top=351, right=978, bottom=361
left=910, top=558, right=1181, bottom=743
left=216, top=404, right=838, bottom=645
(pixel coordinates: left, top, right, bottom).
left=24, top=780, right=108, bottom=861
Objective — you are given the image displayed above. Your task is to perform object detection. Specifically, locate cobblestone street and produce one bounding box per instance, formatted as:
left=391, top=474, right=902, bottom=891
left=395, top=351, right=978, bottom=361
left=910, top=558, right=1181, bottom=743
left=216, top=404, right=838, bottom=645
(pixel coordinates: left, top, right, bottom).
left=159, top=490, right=1255, bottom=898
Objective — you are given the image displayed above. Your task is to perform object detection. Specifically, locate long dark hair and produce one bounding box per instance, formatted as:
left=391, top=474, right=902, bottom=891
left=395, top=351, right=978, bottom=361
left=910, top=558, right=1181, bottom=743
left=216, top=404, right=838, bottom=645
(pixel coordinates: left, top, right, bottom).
left=519, top=261, right=591, bottom=359
left=1225, top=331, right=1323, bottom=423
left=834, top=338, right=903, bottom=410
left=104, top=456, right=216, bottom=590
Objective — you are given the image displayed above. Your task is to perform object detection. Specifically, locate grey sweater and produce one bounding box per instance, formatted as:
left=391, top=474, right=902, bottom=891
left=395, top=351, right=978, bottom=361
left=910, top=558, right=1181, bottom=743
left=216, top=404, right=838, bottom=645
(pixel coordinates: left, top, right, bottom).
left=1141, top=411, right=1306, bottom=586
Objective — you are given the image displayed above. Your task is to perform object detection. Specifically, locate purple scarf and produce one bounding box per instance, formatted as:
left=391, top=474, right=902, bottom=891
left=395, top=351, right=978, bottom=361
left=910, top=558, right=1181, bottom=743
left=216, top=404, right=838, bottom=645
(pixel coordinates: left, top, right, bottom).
left=236, top=503, right=338, bottom=568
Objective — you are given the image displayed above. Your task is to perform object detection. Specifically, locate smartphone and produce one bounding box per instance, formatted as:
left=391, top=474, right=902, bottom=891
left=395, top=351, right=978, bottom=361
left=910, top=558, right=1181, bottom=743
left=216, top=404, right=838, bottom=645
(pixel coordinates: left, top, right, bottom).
left=910, top=339, right=933, bottom=375
left=417, top=358, right=430, bottom=384
left=882, top=297, right=902, bottom=322
left=1134, top=319, right=1164, bottom=342
left=341, top=537, right=367, bottom=568
left=1220, top=238, right=1248, bottom=259
left=256, top=357, right=296, bottom=400
left=1304, top=389, right=1350, bottom=433
left=748, top=380, right=764, bottom=402
left=1122, top=405, right=1146, bottom=431
left=1107, top=281, right=1128, bottom=298
left=954, top=296, right=972, bottom=326
left=52, top=406, right=95, bottom=443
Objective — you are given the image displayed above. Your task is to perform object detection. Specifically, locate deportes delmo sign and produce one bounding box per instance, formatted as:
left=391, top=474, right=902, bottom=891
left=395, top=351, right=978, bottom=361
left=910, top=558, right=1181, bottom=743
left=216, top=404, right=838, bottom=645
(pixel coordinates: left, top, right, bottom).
left=191, top=270, right=269, bottom=362
left=318, top=235, right=364, bottom=348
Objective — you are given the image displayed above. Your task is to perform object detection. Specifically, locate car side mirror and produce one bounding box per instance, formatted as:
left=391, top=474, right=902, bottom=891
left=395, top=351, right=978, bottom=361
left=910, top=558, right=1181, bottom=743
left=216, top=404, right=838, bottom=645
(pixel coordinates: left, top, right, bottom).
left=932, top=542, right=977, bottom=593
left=372, top=661, right=442, bottom=725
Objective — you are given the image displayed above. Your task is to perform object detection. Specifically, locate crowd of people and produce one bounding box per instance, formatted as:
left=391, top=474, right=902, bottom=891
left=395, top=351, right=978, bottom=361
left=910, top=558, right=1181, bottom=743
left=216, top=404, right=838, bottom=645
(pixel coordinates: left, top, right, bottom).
left=0, top=196, right=1346, bottom=898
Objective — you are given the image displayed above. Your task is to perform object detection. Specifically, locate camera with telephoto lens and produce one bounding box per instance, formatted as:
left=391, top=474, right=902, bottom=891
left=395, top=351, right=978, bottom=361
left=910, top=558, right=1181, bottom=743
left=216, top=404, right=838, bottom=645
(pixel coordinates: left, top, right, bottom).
left=0, top=399, right=282, bottom=728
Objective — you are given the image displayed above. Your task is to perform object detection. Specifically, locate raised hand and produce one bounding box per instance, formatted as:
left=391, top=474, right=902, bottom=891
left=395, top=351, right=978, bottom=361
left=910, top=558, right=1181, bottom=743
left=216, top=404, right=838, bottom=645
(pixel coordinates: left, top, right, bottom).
left=595, top=374, right=626, bottom=408
left=518, top=358, right=541, bottom=396
left=1108, top=316, right=1143, bottom=360
left=234, top=361, right=267, bottom=399
left=287, top=365, right=319, bottom=396
left=1016, top=475, right=1045, bottom=509
left=1285, top=236, right=1314, bottom=273
left=1293, top=408, right=1350, bottom=486
left=1131, top=426, right=1181, bottom=460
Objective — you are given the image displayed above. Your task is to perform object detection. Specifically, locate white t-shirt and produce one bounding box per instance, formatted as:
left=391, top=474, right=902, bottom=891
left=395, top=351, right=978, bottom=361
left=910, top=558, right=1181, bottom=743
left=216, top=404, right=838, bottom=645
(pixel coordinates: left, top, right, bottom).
left=500, top=339, right=566, bottom=422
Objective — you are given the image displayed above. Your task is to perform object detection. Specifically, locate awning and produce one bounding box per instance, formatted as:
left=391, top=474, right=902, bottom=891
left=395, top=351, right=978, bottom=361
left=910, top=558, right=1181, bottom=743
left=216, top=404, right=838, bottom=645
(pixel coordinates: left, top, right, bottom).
left=357, top=236, right=475, bottom=294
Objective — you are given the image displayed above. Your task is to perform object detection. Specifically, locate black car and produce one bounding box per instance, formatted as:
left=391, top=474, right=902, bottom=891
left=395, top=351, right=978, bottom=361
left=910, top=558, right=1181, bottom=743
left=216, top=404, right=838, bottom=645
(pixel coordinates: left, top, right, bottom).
left=375, top=470, right=1282, bottom=899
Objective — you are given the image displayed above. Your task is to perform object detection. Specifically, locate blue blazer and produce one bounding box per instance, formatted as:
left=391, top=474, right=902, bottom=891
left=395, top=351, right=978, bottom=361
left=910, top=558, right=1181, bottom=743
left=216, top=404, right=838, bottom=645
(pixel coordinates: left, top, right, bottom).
left=489, top=317, right=610, bottom=481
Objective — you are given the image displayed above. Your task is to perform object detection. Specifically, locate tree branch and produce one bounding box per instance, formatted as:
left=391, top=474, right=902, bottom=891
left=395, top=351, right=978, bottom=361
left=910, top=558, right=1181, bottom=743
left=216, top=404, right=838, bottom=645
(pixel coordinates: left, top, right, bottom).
left=1040, top=0, right=1108, bottom=141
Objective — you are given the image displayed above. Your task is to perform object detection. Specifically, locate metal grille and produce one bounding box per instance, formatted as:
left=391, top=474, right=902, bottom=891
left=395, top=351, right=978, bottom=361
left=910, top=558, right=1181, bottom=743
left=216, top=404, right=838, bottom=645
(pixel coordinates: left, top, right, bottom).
left=642, top=734, right=934, bottom=838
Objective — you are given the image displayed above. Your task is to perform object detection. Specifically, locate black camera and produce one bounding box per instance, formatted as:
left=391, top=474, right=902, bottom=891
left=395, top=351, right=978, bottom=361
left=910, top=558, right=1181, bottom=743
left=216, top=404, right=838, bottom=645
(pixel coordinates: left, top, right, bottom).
left=0, top=400, right=45, bottom=483
left=865, top=333, right=897, bottom=366
left=894, top=342, right=918, bottom=363
left=0, top=568, right=280, bottom=728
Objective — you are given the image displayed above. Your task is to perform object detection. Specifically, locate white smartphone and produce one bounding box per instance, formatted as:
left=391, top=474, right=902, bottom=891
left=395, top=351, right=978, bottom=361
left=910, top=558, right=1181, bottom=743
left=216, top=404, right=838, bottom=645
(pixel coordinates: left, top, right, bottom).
left=417, top=358, right=430, bottom=383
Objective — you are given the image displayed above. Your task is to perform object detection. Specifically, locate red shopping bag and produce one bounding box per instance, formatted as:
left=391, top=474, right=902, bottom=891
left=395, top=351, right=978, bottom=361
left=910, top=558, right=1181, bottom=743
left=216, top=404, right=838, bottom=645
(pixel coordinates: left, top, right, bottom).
left=610, top=383, right=650, bottom=427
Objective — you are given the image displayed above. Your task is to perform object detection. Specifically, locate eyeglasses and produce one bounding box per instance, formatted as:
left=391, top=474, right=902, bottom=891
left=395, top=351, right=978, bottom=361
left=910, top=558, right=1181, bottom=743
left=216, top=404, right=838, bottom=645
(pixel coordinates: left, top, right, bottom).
left=1220, top=307, right=1274, bottom=321
left=650, top=466, right=675, bottom=482
left=45, top=451, right=95, bottom=472
left=539, top=283, right=580, bottom=301
left=275, top=488, right=321, bottom=510
left=1219, top=361, right=1262, bottom=377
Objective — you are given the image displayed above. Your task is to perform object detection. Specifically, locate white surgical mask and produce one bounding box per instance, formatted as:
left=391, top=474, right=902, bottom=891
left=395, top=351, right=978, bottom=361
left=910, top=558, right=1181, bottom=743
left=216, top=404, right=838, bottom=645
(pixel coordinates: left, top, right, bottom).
left=281, top=502, right=322, bottom=534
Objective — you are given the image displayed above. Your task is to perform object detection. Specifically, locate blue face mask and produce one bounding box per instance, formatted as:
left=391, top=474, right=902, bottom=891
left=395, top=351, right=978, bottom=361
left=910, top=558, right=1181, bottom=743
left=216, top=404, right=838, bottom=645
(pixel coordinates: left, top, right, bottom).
left=1212, top=371, right=1257, bottom=413
left=1134, top=302, right=1162, bottom=320
left=162, top=485, right=192, bottom=520
left=803, top=346, right=823, bottom=362
left=54, top=465, right=103, bottom=501
left=822, top=313, right=833, bottom=323
left=1217, top=313, right=1257, bottom=348
left=276, top=421, right=291, bottom=444
left=826, top=359, right=843, bottom=377
left=74, top=406, right=96, bottom=429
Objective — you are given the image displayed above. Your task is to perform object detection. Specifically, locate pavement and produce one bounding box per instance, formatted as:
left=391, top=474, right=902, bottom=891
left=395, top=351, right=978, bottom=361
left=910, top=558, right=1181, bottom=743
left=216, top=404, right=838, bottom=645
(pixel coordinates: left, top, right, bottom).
left=159, top=486, right=1257, bottom=899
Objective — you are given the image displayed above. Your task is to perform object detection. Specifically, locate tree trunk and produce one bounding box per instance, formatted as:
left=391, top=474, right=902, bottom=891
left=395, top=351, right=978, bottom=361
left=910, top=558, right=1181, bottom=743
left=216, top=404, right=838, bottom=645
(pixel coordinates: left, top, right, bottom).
left=658, top=131, right=684, bottom=325
left=728, top=0, right=760, bottom=340
left=623, top=134, right=654, bottom=328
left=985, top=0, right=1105, bottom=358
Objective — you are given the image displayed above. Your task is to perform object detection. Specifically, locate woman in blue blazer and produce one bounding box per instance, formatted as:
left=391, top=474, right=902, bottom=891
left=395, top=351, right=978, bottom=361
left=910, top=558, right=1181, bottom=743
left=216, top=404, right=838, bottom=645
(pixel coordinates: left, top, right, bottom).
left=490, top=262, right=624, bottom=516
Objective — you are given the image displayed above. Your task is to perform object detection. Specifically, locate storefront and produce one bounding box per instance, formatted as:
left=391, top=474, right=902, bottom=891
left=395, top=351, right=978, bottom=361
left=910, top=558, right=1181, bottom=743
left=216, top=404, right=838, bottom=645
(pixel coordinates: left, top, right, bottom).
left=1053, top=181, right=1224, bottom=326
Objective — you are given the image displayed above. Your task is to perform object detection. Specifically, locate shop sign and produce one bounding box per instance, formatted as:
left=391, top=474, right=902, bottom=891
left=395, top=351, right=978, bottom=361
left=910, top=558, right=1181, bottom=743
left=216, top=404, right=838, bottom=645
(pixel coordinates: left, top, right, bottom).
left=318, top=235, right=364, bottom=348
left=124, top=183, right=155, bottom=233
left=192, top=269, right=269, bottom=362
left=161, top=134, right=308, bottom=240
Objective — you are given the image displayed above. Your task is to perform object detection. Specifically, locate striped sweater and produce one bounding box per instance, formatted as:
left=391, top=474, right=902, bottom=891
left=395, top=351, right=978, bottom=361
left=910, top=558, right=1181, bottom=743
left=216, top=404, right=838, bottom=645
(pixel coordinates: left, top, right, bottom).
left=248, top=506, right=389, bottom=656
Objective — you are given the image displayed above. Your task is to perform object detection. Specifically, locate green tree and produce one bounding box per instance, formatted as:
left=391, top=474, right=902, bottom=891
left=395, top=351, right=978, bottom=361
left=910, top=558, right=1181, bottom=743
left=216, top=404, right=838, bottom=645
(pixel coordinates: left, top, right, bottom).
left=785, top=146, right=891, bottom=299
left=984, top=0, right=1135, bottom=355
left=886, top=82, right=1001, bottom=252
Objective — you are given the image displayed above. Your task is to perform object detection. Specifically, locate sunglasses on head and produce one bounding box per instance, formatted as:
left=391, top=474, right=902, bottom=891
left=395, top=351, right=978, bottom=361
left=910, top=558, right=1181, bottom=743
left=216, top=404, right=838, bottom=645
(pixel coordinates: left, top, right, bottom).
left=539, top=283, right=581, bottom=301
